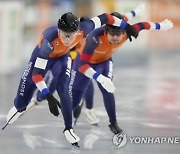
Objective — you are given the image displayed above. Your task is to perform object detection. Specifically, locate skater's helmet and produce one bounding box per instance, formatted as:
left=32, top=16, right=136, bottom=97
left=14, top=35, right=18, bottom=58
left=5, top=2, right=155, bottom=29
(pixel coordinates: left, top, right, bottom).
left=58, top=12, right=80, bottom=32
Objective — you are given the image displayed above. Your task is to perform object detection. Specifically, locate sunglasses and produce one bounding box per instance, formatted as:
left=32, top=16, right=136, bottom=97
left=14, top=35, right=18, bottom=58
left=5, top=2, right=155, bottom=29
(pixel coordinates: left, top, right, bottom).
left=59, top=30, right=78, bottom=38
left=107, top=29, right=124, bottom=36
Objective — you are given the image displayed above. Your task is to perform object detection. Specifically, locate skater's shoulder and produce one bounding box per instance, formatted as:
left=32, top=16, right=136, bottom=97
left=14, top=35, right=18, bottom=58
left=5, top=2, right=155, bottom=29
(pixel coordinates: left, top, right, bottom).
left=42, top=26, right=58, bottom=42
left=90, top=26, right=105, bottom=38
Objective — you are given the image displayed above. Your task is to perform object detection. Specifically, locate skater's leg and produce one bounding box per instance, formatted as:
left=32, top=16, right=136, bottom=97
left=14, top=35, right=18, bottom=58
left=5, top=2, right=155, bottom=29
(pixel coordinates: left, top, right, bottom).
left=6, top=51, right=40, bottom=126
left=52, top=56, right=80, bottom=145
left=96, top=59, right=123, bottom=134
left=70, top=67, right=90, bottom=124
left=97, top=83, right=116, bottom=124
left=70, top=54, right=91, bottom=110
left=14, top=62, right=37, bottom=111
left=52, top=58, right=72, bottom=129
left=84, top=81, right=94, bottom=109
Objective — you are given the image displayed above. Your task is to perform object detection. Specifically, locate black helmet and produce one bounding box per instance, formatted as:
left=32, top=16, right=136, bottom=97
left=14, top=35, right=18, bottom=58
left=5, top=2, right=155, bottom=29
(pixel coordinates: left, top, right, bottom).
left=105, top=12, right=125, bottom=35
left=80, top=16, right=90, bottom=22
left=58, top=12, right=80, bottom=32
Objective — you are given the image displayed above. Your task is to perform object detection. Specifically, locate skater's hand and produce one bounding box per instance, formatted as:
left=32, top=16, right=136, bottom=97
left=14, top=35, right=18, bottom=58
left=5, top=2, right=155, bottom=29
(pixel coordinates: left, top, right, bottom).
left=46, top=93, right=59, bottom=116
left=125, top=23, right=139, bottom=42
left=159, top=19, right=173, bottom=31
left=134, top=4, right=145, bottom=16
left=96, top=74, right=115, bottom=93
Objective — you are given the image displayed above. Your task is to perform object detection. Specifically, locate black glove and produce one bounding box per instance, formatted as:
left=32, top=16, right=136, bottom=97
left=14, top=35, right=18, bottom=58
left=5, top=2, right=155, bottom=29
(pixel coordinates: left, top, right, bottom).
left=46, top=93, right=60, bottom=116
left=125, top=23, right=139, bottom=42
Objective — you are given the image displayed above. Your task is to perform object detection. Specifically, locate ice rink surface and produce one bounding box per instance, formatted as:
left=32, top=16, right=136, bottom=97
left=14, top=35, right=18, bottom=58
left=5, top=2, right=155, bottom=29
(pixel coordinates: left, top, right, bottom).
left=0, top=50, right=180, bottom=154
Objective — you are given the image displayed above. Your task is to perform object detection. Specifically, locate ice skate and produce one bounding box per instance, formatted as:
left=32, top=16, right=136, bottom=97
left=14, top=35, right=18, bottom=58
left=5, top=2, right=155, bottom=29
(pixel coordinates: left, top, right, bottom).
left=63, top=128, right=80, bottom=147
left=85, top=108, right=99, bottom=125
left=2, top=106, right=26, bottom=130
left=109, top=122, right=123, bottom=135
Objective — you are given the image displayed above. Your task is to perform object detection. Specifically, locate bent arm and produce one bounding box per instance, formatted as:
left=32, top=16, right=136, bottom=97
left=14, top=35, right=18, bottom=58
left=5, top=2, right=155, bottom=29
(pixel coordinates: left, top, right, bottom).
left=32, top=39, right=53, bottom=96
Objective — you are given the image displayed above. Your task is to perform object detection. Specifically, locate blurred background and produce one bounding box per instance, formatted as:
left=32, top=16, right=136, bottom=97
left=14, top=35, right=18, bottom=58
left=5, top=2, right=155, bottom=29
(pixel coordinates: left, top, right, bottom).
left=0, top=0, right=180, bottom=72
left=0, top=0, right=180, bottom=153
left=0, top=0, right=179, bottom=72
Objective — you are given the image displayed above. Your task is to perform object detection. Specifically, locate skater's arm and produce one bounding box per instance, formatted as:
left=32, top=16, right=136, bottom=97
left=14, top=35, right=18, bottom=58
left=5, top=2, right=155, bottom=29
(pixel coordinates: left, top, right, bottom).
left=80, top=13, right=136, bottom=37
left=32, top=40, right=60, bottom=116
left=78, top=31, right=97, bottom=75
left=79, top=62, right=115, bottom=93
left=32, top=39, right=53, bottom=96
left=32, top=38, right=60, bottom=117
left=133, top=19, right=173, bottom=32
left=78, top=31, right=115, bottom=93
left=124, top=19, right=173, bottom=41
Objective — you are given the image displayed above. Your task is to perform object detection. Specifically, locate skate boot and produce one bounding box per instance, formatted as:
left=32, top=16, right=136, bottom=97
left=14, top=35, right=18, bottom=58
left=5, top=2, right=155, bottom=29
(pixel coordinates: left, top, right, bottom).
left=73, top=98, right=84, bottom=125
left=109, top=122, right=123, bottom=135
left=85, top=108, right=99, bottom=125
left=63, top=128, right=80, bottom=147
left=7, top=106, right=26, bottom=124
left=2, top=106, right=26, bottom=130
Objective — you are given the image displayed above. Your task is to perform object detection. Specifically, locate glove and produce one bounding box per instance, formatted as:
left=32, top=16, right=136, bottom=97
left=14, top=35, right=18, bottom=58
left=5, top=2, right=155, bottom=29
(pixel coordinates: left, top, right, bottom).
left=96, top=74, right=115, bottom=93
left=125, top=23, right=139, bottom=42
left=159, top=19, right=173, bottom=31
left=46, top=93, right=60, bottom=116
left=134, top=4, right=145, bottom=16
